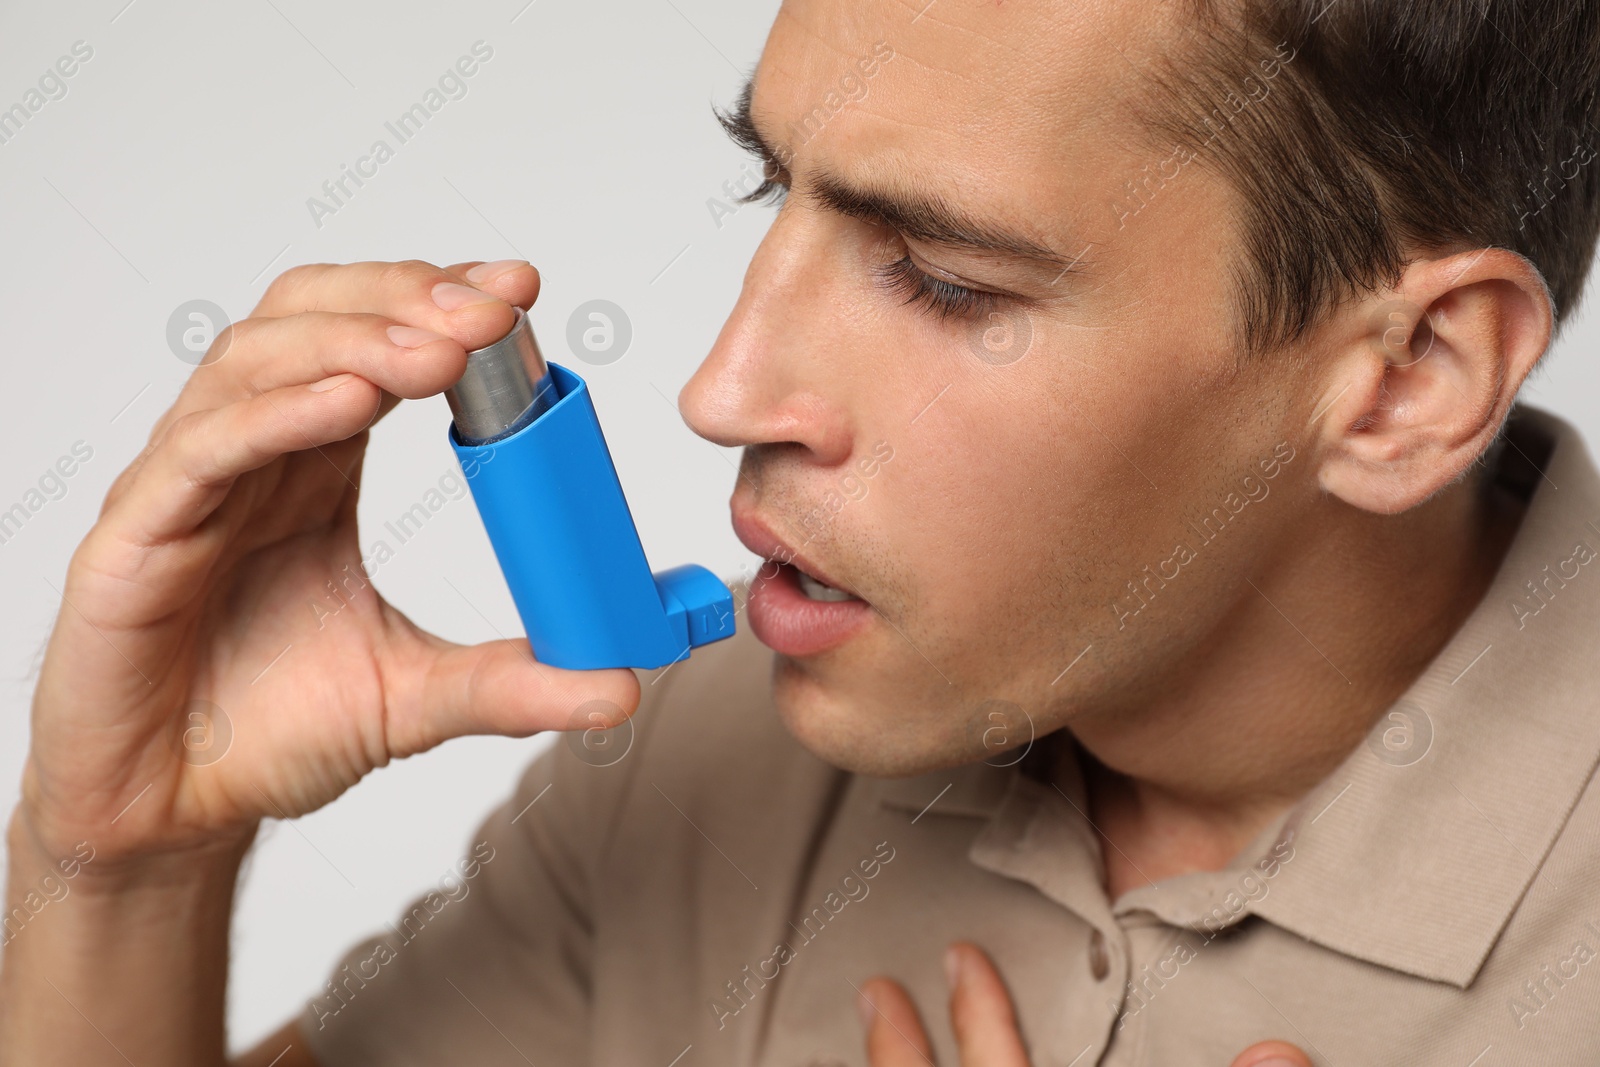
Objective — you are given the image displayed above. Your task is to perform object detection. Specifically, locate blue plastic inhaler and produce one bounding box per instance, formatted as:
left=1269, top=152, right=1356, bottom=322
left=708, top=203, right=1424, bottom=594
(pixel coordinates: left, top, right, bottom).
left=444, top=308, right=736, bottom=670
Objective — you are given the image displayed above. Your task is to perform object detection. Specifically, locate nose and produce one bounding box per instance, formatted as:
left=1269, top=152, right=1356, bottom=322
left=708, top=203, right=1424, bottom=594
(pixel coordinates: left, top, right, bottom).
left=678, top=207, right=855, bottom=467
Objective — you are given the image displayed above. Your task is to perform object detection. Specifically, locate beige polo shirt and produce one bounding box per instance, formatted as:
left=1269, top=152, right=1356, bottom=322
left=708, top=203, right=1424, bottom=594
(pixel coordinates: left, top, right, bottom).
left=298, top=404, right=1600, bottom=1067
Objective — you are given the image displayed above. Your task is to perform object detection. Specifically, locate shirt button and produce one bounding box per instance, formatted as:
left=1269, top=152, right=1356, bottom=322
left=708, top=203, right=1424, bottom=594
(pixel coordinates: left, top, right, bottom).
left=1088, top=928, right=1110, bottom=981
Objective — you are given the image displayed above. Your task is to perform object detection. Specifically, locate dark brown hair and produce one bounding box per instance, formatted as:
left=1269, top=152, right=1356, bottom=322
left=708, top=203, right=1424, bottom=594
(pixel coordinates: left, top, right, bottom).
left=1144, top=0, right=1600, bottom=357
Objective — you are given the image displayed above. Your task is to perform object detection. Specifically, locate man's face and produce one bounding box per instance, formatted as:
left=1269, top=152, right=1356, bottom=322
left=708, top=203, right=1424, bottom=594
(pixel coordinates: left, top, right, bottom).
left=680, top=0, right=1324, bottom=776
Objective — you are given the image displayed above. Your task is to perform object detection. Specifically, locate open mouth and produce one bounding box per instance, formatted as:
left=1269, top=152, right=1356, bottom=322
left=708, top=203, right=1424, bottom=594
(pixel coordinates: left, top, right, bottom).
left=731, top=508, right=873, bottom=657
left=746, top=560, right=873, bottom=657
left=795, top=565, right=861, bottom=602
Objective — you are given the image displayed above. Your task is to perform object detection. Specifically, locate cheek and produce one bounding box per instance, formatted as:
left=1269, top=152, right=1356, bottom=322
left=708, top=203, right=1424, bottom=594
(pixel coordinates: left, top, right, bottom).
left=874, top=314, right=1264, bottom=665
left=886, top=358, right=1181, bottom=610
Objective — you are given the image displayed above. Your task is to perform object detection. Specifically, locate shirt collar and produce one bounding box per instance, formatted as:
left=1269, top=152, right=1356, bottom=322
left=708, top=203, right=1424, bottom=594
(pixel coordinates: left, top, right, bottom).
left=1252, top=404, right=1600, bottom=987
left=875, top=404, right=1600, bottom=989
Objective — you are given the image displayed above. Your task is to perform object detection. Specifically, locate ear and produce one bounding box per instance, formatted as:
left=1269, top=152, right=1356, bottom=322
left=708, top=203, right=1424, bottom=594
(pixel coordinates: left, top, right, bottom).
left=1312, top=248, right=1553, bottom=514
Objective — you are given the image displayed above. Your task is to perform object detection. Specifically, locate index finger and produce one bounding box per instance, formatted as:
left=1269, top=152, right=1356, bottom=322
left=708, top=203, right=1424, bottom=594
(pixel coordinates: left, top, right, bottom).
left=946, top=943, right=1030, bottom=1067
left=441, top=259, right=542, bottom=310
left=859, top=977, right=937, bottom=1067
left=251, top=258, right=536, bottom=349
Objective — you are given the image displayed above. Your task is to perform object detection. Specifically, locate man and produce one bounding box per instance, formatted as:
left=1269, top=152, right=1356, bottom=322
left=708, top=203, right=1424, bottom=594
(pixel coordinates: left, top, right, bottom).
left=4, top=0, right=1598, bottom=1063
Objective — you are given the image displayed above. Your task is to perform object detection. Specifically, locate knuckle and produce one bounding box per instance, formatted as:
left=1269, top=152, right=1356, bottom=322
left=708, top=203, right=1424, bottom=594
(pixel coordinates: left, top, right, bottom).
left=145, top=398, right=197, bottom=452
left=144, top=411, right=176, bottom=450
left=347, top=311, right=393, bottom=344
left=306, top=312, right=383, bottom=363
left=209, top=316, right=252, bottom=357
left=210, top=319, right=238, bottom=356
left=292, top=308, right=350, bottom=342
left=100, top=459, right=143, bottom=510
left=67, top=525, right=110, bottom=581
left=330, top=314, right=391, bottom=374
left=262, top=262, right=326, bottom=309
left=163, top=408, right=212, bottom=457
left=378, top=258, right=443, bottom=292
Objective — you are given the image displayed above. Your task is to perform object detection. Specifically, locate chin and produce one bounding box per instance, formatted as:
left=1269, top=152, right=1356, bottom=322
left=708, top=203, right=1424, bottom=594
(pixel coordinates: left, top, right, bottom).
left=769, top=657, right=968, bottom=778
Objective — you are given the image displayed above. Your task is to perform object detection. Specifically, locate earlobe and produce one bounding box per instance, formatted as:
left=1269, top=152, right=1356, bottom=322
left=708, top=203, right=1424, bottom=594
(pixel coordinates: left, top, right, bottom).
left=1313, top=248, right=1553, bottom=515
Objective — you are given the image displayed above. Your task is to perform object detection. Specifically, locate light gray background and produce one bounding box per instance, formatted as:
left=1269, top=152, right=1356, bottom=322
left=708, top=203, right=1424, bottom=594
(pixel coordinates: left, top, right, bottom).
left=1, top=0, right=1597, bottom=1054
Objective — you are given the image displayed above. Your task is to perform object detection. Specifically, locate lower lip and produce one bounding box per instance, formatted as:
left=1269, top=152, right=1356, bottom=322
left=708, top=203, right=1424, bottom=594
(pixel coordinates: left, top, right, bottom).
left=746, top=562, right=872, bottom=657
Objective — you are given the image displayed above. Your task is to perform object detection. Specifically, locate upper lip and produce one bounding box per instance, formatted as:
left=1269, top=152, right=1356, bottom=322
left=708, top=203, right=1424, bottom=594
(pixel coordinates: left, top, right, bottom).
left=730, top=505, right=862, bottom=600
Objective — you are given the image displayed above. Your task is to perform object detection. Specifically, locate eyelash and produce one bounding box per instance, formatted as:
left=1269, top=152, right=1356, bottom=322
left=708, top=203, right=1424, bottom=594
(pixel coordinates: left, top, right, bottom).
left=873, top=255, right=1003, bottom=323
left=734, top=155, right=789, bottom=208
left=734, top=152, right=1003, bottom=324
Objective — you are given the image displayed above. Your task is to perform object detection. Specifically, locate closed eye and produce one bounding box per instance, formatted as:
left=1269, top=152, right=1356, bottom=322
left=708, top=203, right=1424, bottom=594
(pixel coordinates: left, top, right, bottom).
left=874, top=255, right=1005, bottom=323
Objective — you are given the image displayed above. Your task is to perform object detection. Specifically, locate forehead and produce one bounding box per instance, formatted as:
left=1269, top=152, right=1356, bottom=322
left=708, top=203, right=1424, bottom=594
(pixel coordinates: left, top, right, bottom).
left=752, top=0, right=1187, bottom=242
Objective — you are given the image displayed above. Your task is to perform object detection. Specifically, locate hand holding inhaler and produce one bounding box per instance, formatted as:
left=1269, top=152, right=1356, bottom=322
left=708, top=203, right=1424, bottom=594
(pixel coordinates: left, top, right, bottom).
left=444, top=308, right=736, bottom=670
left=15, top=259, right=661, bottom=871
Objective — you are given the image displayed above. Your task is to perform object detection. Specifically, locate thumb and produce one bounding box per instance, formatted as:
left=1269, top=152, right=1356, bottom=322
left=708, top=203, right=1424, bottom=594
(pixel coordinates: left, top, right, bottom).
left=388, top=633, right=643, bottom=758
left=1230, top=1039, right=1314, bottom=1067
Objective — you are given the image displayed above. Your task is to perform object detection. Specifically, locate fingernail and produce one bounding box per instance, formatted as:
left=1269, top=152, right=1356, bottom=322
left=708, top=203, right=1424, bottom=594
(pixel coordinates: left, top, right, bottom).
left=943, top=946, right=961, bottom=990
left=855, top=989, right=876, bottom=1030
left=465, top=258, right=528, bottom=284
left=387, top=324, right=449, bottom=348
left=432, top=281, right=497, bottom=311
left=1253, top=1060, right=1301, bottom=1067
left=309, top=373, right=357, bottom=393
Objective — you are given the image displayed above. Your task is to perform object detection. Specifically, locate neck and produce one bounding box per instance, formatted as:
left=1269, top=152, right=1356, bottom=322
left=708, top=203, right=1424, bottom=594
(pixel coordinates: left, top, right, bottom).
left=1061, top=464, right=1526, bottom=899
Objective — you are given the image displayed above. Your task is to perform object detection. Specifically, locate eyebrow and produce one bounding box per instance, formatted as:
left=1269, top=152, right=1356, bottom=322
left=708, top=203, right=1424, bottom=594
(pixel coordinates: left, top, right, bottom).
left=715, top=77, right=1088, bottom=275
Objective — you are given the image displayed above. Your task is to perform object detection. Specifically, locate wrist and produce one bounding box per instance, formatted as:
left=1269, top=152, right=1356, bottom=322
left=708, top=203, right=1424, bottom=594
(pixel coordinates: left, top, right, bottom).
left=6, top=799, right=255, bottom=899
left=0, top=809, right=244, bottom=1067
